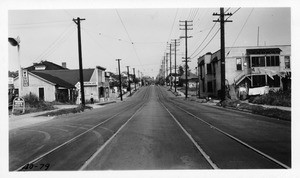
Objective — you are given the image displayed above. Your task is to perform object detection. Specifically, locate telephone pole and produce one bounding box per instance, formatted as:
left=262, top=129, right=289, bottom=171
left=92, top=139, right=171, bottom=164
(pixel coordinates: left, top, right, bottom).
left=73, top=17, right=86, bottom=106
left=116, top=59, right=123, bottom=101
left=180, top=20, right=193, bottom=99
left=133, top=68, right=136, bottom=91
left=171, top=39, right=180, bottom=93
left=213, top=8, right=232, bottom=101
left=165, top=53, right=169, bottom=85
left=126, top=66, right=131, bottom=95
left=168, top=43, right=172, bottom=90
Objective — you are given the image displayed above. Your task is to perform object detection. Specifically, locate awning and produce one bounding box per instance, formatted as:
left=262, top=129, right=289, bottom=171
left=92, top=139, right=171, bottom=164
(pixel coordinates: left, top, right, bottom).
left=246, top=48, right=281, bottom=55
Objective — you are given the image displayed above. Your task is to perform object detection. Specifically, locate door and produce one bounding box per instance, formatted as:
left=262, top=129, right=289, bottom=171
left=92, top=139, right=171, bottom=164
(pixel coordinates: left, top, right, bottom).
left=39, top=88, right=44, bottom=101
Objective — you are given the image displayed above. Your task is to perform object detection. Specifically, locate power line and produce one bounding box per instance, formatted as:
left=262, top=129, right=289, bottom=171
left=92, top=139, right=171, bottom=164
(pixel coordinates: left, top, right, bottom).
left=189, top=22, right=218, bottom=58
left=189, top=7, right=233, bottom=59
left=167, top=9, right=179, bottom=41
left=82, top=28, right=116, bottom=58
left=191, top=28, right=220, bottom=59
left=115, top=10, right=145, bottom=72
left=33, top=22, right=75, bottom=62
left=226, top=8, right=253, bottom=56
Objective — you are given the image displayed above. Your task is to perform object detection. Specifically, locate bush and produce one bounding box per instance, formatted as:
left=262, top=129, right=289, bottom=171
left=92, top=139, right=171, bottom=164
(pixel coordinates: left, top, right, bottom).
left=248, top=89, right=291, bottom=107
left=22, top=93, right=55, bottom=113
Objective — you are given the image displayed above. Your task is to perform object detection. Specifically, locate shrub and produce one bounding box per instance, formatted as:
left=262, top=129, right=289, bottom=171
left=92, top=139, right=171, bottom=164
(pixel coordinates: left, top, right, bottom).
left=23, top=93, right=55, bottom=113
left=249, top=89, right=291, bottom=107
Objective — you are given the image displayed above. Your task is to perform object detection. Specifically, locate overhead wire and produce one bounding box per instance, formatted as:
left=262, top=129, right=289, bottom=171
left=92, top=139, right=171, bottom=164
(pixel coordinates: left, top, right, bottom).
left=189, top=7, right=232, bottom=59
left=115, top=9, right=145, bottom=72
left=33, top=22, right=75, bottom=63
left=226, top=8, right=252, bottom=56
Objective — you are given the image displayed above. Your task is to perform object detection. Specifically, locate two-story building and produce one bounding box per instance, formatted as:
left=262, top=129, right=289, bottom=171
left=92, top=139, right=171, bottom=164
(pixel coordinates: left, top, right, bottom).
left=198, top=45, right=291, bottom=98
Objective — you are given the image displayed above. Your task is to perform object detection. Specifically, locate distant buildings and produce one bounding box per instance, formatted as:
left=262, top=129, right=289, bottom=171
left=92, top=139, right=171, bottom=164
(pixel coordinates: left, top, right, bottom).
left=13, top=61, right=110, bottom=103
left=198, top=45, right=291, bottom=98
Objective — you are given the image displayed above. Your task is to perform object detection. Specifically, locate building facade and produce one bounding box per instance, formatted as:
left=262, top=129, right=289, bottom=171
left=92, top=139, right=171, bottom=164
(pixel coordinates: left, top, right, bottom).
left=198, top=45, right=291, bottom=98
left=13, top=61, right=110, bottom=103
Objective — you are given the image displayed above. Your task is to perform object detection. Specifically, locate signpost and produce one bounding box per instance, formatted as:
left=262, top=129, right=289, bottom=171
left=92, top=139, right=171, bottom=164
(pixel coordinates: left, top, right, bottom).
left=12, top=97, right=25, bottom=114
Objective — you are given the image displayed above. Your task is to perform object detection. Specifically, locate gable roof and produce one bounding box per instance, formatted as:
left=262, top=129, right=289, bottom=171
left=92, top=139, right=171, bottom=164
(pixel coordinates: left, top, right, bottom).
left=33, top=69, right=95, bottom=86
left=31, top=71, right=74, bottom=88
left=25, top=60, right=68, bottom=71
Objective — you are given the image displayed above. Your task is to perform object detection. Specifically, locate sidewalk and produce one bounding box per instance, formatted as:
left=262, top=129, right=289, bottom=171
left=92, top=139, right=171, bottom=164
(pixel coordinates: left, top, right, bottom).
left=9, top=101, right=117, bottom=131
left=9, top=105, right=77, bottom=130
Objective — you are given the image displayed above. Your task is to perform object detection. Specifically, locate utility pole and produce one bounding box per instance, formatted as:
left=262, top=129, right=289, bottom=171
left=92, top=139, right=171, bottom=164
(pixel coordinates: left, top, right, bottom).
left=180, top=20, right=193, bottom=99
left=197, top=60, right=201, bottom=99
left=133, top=68, right=136, bottom=91
left=195, top=67, right=198, bottom=98
left=171, top=39, right=180, bottom=93
left=165, top=53, right=169, bottom=85
left=213, top=8, right=232, bottom=101
left=163, top=56, right=166, bottom=85
left=116, top=59, right=123, bottom=101
left=126, top=66, right=131, bottom=95
left=169, top=43, right=172, bottom=90
left=73, top=17, right=86, bottom=106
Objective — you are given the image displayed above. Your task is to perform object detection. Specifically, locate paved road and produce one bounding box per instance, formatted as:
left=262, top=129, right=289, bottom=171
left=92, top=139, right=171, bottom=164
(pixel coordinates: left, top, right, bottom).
left=9, top=86, right=291, bottom=171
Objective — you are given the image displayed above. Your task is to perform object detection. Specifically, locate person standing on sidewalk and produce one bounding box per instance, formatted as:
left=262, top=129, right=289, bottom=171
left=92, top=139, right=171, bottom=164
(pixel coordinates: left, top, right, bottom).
left=90, top=93, right=94, bottom=104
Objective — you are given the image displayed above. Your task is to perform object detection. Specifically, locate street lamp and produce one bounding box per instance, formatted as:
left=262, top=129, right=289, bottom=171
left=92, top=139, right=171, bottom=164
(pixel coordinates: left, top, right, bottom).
left=8, top=37, right=22, bottom=97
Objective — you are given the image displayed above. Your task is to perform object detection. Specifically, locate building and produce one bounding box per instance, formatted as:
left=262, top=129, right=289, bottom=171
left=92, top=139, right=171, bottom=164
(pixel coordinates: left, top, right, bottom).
left=13, top=61, right=110, bottom=103
left=198, top=45, right=291, bottom=98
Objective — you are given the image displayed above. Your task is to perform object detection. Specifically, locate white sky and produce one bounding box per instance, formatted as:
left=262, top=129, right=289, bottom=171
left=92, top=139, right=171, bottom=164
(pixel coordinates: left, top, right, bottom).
left=7, top=7, right=291, bottom=77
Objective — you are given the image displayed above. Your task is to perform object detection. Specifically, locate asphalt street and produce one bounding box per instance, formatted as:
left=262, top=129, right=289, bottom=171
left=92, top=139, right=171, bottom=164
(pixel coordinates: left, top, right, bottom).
left=9, top=85, right=291, bottom=171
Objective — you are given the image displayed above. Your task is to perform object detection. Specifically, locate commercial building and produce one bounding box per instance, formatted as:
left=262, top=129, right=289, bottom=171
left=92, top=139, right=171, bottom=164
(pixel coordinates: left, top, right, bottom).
left=198, top=45, right=291, bottom=98
left=13, top=61, right=110, bottom=103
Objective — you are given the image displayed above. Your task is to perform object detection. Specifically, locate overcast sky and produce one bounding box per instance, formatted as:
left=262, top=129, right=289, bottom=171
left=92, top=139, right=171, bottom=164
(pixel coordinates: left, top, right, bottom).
left=8, top=7, right=291, bottom=77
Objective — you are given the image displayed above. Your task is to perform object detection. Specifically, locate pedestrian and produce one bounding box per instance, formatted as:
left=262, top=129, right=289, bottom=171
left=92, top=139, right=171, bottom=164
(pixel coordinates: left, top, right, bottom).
left=90, top=93, right=94, bottom=104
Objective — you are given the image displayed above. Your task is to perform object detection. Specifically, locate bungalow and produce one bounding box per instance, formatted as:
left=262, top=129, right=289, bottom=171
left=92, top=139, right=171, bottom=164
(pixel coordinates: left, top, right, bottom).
left=13, top=61, right=110, bottom=103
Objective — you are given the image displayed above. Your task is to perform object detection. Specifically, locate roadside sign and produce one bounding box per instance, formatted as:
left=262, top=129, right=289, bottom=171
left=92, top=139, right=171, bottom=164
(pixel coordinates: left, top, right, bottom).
left=23, top=69, right=29, bottom=87
left=12, top=97, right=25, bottom=114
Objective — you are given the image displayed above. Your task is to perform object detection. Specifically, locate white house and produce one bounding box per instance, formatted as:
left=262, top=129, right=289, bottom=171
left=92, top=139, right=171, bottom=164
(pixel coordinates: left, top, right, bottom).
left=198, top=45, right=291, bottom=98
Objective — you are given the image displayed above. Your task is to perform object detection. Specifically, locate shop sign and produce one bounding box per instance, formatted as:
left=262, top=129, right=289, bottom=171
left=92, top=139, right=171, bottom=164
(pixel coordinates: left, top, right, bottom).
left=12, top=97, right=25, bottom=114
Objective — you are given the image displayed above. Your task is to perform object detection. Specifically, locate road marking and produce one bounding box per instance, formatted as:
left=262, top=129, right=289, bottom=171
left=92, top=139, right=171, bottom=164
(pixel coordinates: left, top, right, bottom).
left=172, top=102, right=291, bottom=169
left=23, top=129, right=51, bottom=142
left=159, top=101, right=219, bottom=169
left=14, top=111, right=122, bottom=171
left=79, top=102, right=147, bottom=170
left=13, top=86, right=150, bottom=171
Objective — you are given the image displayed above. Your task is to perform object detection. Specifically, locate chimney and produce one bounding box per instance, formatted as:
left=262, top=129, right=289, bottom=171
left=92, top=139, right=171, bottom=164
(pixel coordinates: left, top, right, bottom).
left=62, top=62, right=66, bottom=68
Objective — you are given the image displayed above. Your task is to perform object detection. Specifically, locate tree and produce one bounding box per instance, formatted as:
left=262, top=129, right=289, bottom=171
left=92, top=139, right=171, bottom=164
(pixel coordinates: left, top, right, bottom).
left=178, top=66, right=184, bottom=76
left=8, top=70, right=18, bottom=78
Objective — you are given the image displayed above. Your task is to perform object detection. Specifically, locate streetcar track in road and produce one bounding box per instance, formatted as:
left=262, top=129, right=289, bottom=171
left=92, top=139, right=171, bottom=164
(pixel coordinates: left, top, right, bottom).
left=79, top=99, right=148, bottom=170
left=160, top=101, right=219, bottom=169
left=79, top=87, right=151, bottom=170
left=158, top=86, right=290, bottom=169
left=13, top=87, right=150, bottom=171
left=157, top=89, right=218, bottom=169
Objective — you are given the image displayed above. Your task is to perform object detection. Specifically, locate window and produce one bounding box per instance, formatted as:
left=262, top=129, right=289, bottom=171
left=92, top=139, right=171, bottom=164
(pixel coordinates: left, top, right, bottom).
left=266, top=55, right=280, bottom=66
left=267, top=75, right=280, bottom=87
left=207, top=81, right=213, bottom=92
left=251, top=56, right=265, bottom=67
left=206, top=64, right=212, bottom=74
left=236, top=58, right=242, bottom=70
left=285, top=56, right=290, bottom=69
left=252, top=75, right=266, bottom=87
